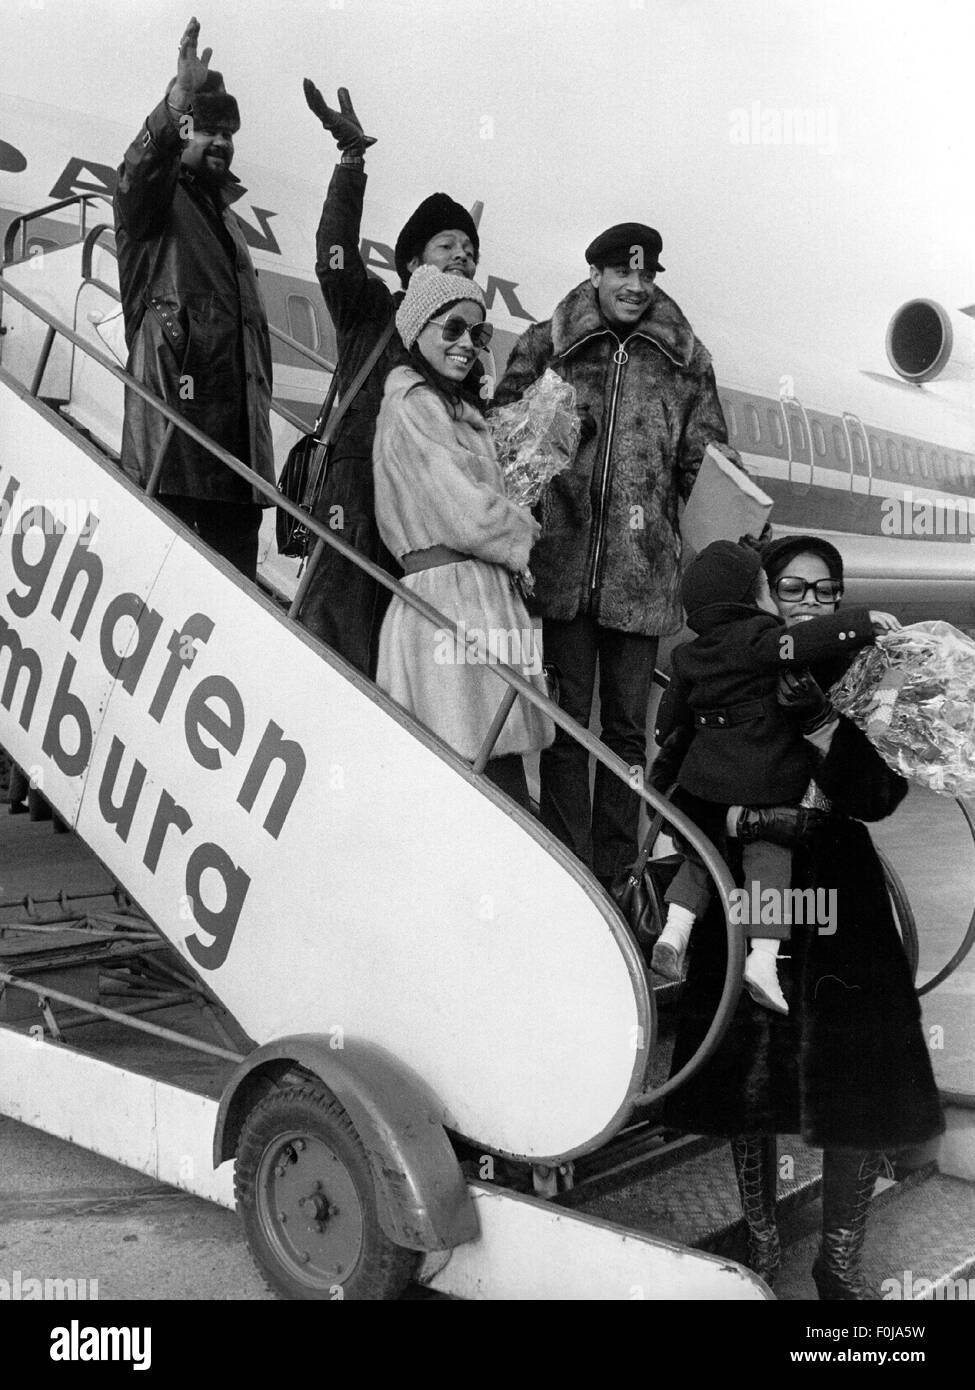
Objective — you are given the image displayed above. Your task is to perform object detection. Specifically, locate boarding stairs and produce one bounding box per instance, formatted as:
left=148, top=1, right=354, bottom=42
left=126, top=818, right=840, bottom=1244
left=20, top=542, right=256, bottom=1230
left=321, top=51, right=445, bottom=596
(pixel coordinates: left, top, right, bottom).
left=1, top=196, right=975, bottom=1301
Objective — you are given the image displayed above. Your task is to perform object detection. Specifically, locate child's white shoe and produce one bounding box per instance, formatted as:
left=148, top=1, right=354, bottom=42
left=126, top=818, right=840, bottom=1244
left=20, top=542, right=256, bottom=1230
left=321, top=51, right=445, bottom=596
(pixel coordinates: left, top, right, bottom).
left=744, top=949, right=789, bottom=1014
left=651, top=928, right=687, bottom=982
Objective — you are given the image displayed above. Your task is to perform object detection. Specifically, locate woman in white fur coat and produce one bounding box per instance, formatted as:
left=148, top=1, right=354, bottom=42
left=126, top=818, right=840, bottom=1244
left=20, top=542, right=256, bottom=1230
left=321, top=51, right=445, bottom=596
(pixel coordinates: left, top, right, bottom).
left=373, top=266, right=554, bottom=808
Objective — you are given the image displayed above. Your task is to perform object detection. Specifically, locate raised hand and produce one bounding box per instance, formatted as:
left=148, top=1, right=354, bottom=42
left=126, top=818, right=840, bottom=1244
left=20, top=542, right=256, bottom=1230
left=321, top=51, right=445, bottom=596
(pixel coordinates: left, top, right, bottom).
left=172, top=16, right=212, bottom=105
left=303, top=79, right=377, bottom=153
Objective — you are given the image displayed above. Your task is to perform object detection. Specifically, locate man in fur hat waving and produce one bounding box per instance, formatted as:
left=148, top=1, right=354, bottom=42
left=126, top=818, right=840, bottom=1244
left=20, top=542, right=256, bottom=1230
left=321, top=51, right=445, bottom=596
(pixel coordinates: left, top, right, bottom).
left=114, top=17, right=274, bottom=580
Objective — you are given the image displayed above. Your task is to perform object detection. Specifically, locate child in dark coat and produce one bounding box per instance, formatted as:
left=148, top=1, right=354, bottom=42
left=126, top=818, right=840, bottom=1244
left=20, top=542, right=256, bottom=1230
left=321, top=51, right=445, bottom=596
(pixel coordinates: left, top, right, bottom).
left=651, top=540, right=897, bottom=1011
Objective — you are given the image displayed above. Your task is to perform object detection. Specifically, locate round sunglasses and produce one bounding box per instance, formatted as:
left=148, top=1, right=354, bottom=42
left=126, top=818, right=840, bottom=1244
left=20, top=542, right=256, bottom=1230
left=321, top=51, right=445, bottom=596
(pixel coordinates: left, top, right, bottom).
left=427, top=315, right=494, bottom=350
left=773, top=575, right=844, bottom=603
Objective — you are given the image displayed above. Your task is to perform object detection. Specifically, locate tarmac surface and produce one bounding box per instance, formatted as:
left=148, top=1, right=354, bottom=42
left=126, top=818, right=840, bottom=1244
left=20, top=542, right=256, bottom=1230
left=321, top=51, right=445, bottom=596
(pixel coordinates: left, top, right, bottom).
left=0, top=779, right=972, bottom=1302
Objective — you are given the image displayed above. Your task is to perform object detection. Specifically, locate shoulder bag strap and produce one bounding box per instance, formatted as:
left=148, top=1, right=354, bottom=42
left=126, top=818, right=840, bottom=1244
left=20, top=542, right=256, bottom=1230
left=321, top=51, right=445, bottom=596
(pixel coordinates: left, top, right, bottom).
left=310, top=369, right=341, bottom=439
left=319, top=314, right=397, bottom=447
left=633, top=807, right=666, bottom=875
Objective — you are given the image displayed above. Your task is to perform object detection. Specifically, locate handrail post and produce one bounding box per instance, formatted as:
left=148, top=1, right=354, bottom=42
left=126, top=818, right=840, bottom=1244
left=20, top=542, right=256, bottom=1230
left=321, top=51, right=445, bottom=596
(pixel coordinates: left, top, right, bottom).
left=29, top=325, right=56, bottom=397
left=287, top=536, right=326, bottom=619
left=472, top=686, right=518, bottom=774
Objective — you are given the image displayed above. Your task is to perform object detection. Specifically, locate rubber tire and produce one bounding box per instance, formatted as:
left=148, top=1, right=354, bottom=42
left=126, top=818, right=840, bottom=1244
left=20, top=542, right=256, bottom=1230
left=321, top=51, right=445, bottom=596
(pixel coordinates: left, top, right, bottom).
left=235, top=1083, right=419, bottom=1301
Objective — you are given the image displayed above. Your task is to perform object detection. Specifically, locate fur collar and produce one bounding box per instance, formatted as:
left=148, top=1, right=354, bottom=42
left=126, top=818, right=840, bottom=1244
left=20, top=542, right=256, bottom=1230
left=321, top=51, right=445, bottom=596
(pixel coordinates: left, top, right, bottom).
left=550, top=280, right=697, bottom=368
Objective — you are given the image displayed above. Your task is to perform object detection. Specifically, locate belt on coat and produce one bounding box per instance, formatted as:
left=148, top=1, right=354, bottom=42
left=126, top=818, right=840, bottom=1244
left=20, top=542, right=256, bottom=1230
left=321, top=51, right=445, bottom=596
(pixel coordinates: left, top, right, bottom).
left=693, top=696, right=770, bottom=729
left=400, top=545, right=470, bottom=574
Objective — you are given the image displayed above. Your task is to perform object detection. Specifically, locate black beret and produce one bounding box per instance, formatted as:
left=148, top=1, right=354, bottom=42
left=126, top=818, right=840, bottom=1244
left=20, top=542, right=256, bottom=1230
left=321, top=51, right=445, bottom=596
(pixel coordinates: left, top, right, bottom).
left=585, top=222, right=665, bottom=272
left=394, top=193, right=479, bottom=287
left=761, top=535, right=844, bottom=585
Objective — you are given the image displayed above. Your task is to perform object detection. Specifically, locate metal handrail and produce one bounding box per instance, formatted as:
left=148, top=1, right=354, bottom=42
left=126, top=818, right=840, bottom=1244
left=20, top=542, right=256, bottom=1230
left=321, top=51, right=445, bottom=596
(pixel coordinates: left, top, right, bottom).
left=3, top=193, right=103, bottom=264
left=267, top=322, right=336, bottom=375
left=917, top=797, right=975, bottom=997
left=80, top=223, right=117, bottom=282
left=0, top=271, right=747, bottom=1108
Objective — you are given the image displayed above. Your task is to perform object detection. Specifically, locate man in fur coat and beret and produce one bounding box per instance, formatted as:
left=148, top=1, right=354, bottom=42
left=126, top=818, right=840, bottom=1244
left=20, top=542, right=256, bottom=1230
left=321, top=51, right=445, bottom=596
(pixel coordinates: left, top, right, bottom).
left=494, top=225, right=740, bottom=885
left=298, top=77, right=481, bottom=676
left=114, top=18, right=275, bottom=580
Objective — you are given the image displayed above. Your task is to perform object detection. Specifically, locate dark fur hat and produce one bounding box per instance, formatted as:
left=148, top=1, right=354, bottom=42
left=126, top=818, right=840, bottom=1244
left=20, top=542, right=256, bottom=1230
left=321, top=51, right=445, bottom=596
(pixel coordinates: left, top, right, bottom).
left=394, top=193, right=479, bottom=287
left=167, top=70, right=241, bottom=133
left=191, top=70, right=240, bottom=132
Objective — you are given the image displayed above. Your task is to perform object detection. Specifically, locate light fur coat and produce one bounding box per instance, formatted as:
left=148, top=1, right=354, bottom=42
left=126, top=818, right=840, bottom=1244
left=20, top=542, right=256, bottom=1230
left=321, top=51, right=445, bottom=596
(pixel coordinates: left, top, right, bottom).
left=373, top=367, right=554, bottom=760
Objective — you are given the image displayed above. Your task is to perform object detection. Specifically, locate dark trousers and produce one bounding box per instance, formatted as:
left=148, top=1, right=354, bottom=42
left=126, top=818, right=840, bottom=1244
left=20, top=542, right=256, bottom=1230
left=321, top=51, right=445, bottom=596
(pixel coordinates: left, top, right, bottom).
left=540, top=613, right=658, bottom=880
left=160, top=496, right=263, bottom=582
left=484, top=753, right=531, bottom=812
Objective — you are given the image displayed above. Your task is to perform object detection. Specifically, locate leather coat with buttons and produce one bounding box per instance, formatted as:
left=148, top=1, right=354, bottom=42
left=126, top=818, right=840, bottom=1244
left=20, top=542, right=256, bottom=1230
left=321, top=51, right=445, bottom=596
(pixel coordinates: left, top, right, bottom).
left=654, top=602, right=876, bottom=804
left=114, top=99, right=274, bottom=503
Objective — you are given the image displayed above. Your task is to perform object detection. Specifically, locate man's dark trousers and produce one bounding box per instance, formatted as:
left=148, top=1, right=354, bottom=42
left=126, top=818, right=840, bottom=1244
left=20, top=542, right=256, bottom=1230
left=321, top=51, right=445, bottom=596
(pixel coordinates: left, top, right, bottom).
left=540, top=613, right=658, bottom=882
left=160, top=497, right=263, bottom=582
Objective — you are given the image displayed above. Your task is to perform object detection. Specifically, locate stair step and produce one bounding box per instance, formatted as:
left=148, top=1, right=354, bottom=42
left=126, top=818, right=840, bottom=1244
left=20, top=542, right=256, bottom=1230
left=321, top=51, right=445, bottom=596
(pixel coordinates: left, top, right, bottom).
left=775, top=1168, right=975, bottom=1301
left=573, top=1138, right=823, bottom=1251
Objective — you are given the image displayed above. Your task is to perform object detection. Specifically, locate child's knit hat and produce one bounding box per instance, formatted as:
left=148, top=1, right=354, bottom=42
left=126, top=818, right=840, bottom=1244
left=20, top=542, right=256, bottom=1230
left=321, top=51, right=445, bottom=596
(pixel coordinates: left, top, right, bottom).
left=395, top=265, right=486, bottom=351
left=681, top=540, right=762, bottom=625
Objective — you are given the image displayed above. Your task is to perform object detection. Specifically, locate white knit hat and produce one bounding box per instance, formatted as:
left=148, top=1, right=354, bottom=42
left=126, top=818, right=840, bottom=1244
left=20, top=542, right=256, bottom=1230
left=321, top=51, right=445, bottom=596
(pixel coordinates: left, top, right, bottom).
left=395, top=265, right=486, bottom=350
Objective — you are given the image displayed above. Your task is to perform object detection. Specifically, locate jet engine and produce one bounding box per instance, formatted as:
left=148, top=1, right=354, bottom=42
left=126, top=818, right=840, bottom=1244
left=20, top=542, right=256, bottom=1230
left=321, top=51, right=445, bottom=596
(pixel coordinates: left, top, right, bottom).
left=885, top=298, right=975, bottom=383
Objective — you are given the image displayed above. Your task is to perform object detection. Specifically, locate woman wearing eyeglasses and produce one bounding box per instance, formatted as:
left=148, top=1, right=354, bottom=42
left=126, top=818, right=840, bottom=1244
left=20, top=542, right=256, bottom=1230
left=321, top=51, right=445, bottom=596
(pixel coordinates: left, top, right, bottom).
left=372, top=265, right=554, bottom=807
left=662, top=534, right=944, bottom=1299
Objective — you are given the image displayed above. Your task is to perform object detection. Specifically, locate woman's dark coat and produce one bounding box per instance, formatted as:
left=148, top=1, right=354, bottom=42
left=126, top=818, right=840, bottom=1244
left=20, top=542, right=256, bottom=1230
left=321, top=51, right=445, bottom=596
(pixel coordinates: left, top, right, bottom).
left=655, top=601, right=876, bottom=805
left=493, top=281, right=734, bottom=637
left=663, top=716, right=945, bottom=1151
left=297, top=166, right=488, bottom=675
left=114, top=100, right=274, bottom=504
left=296, top=163, right=409, bottom=675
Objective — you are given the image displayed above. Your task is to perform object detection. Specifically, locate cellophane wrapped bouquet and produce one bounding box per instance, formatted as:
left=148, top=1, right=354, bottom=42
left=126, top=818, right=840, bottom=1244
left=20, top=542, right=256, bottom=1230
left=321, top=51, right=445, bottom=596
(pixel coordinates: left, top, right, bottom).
left=829, top=620, right=975, bottom=798
left=489, top=369, right=581, bottom=507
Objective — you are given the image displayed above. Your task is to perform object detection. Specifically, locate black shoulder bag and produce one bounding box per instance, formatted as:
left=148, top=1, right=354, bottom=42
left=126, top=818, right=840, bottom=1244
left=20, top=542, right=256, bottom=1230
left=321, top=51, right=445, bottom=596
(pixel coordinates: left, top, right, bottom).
left=610, top=809, right=683, bottom=966
left=276, top=317, right=396, bottom=559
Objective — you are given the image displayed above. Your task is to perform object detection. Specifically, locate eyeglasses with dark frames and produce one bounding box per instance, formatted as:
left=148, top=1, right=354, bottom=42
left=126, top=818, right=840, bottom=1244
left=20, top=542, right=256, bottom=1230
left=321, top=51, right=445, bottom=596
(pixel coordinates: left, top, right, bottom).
left=773, top=576, right=844, bottom=603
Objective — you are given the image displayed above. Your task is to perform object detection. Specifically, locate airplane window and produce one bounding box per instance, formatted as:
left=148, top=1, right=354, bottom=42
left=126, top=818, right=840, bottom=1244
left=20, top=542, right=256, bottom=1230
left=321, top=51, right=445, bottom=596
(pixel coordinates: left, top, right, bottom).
left=901, top=443, right=915, bottom=476
left=286, top=294, right=321, bottom=352
left=931, top=450, right=944, bottom=482
left=767, top=409, right=783, bottom=449
left=724, top=403, right=737, bottom=439
left=869, top=436, right=882, bottom=471
left=811, top=420, right=826, bottom=456
left=917, top=447, right=929, bottom=479
left=832, top=425, right=847, bottom=463
left=885, top=439, right=900, bottom=473
left=746, top=404, right=761, bottom=444
left=789, top=416, right=806, bottom=454
left=852, top=432, right=866, bottom=469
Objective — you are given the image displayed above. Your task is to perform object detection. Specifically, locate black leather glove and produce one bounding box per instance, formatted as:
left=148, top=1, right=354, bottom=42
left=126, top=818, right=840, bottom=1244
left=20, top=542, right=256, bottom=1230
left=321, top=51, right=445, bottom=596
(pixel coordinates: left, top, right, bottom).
left=303, top=80, right=377, bottom=154
left=649, top=726, right=693, bottom=793
left=735, top=804, right=828, bottom=847
left=777, top=668, right=835, bottom=734
left=737, top=520, right=774, bottom=553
